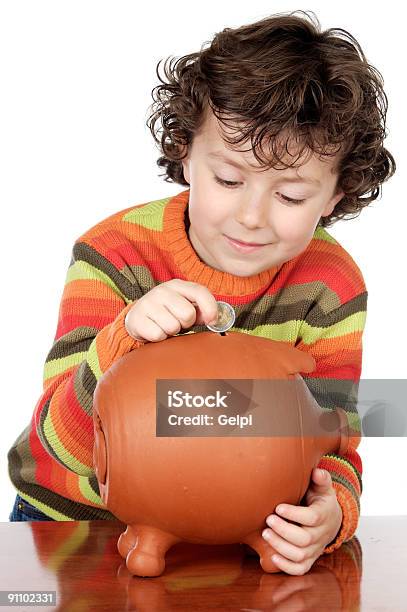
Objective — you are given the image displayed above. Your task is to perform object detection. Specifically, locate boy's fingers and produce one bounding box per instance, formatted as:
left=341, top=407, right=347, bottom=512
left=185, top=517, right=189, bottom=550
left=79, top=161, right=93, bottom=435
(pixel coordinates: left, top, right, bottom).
left=274, top=504, right=322, bottom=527
left=167, top=280, right=218, bottom=325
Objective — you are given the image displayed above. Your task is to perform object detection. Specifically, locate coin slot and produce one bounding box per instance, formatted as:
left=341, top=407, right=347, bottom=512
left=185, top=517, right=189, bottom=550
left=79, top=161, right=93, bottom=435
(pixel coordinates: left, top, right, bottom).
left=220, top=332, right=226, bottom=336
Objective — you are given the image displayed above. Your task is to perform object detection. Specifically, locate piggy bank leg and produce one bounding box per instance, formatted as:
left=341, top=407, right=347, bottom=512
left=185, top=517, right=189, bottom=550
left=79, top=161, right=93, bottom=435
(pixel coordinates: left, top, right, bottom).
left=118, top=524, right=181, bottom=577
left=117, top=525, right=138, bottom=559
left=243, top=532, right=281, bottom=573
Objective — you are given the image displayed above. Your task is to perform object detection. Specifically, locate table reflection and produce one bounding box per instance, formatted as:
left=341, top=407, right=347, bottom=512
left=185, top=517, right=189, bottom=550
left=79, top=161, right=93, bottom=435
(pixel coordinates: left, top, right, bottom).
left=1, top=520, right=363, bottom=610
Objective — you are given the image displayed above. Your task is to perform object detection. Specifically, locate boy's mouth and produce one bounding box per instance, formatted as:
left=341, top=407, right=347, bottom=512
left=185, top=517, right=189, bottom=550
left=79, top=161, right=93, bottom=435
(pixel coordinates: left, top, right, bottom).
left=224, top=234, right=269, bottom=252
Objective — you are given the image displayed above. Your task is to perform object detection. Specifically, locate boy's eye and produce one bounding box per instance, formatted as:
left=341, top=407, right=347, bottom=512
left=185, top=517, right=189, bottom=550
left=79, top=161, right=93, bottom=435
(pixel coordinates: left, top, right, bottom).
left=213, top=175, right=306, bottom=205
left=214, top=176, right=241, bottom=189
left=278, top=194, right=306, bottom=205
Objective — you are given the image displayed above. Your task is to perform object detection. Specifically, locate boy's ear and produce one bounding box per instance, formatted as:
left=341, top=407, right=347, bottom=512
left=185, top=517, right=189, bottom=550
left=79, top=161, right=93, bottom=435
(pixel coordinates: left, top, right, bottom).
left=179, top=145, right=190, bottom=184
left=321, top=189, right=345, bottom=217
left=182, top=159, right=190, bottom=184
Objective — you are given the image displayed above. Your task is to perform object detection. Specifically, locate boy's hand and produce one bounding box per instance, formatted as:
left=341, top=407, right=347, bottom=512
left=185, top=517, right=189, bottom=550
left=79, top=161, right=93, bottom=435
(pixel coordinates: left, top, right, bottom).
left=262, top=468, right=342, bottom=576
left=124, top=279, right=219, bottom=343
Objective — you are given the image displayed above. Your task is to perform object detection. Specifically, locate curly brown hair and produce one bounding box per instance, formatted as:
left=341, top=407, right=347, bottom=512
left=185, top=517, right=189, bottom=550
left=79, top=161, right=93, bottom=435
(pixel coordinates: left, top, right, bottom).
left=146, top=10, right=396, bottom=228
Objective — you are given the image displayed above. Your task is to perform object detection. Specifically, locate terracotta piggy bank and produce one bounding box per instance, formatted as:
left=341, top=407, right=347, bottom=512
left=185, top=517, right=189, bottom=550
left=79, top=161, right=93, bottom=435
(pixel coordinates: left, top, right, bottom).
left=93, top=331, right=348, bottom=577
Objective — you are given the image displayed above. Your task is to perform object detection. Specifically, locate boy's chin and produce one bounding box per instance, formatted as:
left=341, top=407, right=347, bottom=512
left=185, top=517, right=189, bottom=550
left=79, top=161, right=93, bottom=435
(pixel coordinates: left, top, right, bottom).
left=216, top=263, right=270, bottom=277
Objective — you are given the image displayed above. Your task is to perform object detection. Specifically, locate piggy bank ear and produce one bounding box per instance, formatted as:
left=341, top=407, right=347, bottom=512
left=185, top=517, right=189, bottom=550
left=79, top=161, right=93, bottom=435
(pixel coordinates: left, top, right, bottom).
left=289, top=347, right=316, bottom=375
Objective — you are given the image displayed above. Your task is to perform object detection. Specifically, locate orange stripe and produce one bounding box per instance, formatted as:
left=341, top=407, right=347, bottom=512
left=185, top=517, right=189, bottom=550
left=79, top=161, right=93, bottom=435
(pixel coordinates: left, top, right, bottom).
left=319, top=456, right=361, bottom=494
left=96, top=302, right=139, bottom=374
left=65, top=468, right=88, bottom=505
left=63, top=278, right=115, bottom=299
left=43, top=365, right=78, bottom=389
left=305, top=331, right=363, bottom=355
left=50, top=383, right=93, bottom=466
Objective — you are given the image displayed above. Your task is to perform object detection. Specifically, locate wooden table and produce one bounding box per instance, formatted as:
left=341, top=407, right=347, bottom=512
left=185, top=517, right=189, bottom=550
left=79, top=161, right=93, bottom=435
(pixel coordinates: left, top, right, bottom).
left=1, top=516, right=406, bottom=611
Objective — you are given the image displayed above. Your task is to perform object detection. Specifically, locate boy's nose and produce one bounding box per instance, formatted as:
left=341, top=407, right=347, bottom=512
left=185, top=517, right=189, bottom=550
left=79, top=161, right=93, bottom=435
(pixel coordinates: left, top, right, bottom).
left=235, top=196, right=269, bottom=229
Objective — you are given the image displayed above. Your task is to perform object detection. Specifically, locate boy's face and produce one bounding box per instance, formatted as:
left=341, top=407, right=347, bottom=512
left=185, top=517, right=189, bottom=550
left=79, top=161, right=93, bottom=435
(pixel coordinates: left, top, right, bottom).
left=181, top=107, right=345, bottom=277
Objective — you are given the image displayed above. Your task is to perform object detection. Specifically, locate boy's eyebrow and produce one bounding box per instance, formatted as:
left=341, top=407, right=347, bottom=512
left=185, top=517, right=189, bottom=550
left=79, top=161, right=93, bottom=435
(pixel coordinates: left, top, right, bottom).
left=207, top=151, right=321, bottom=185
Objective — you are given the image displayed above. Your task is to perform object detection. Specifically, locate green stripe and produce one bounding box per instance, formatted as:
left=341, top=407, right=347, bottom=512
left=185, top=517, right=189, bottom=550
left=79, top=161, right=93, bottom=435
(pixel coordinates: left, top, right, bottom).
left=86, top=337, right=103, bottom=381
left=79, top=476, right=104, bottom=505
left=235, top=321, right=298, bottom=342
left=15, top=490, right=68, bottom=521
left=299, top=311, right=366, bottom=345
left=48, top=522, right=90, bottom=562
left=123, top=197, right=170, bottom=231
left=348, top=412, right=362, bottom=431
left=324, top=454, right=360, bottom=479
left=319, top=406, right=361, bottom=435
left=314, top=226, right=338, bottom=245
left=66, top=260, right=127, bottom=302
left=43, top=352, right=88, bottom=382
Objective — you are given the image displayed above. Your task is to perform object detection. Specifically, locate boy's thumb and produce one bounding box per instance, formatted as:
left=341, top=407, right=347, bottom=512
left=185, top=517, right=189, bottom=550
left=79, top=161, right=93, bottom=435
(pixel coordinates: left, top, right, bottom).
left=314, top=468, right=330, bottom=484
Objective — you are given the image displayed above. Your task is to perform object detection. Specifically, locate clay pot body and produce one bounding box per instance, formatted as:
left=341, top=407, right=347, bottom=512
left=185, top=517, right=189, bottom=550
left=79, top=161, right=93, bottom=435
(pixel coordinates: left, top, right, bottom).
left=93, top=331, right=348, bottom=577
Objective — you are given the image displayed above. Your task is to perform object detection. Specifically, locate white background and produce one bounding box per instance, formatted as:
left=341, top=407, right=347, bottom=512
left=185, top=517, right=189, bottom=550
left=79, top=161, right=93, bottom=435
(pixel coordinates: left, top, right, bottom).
left=0, top=1, right=405, bottom=521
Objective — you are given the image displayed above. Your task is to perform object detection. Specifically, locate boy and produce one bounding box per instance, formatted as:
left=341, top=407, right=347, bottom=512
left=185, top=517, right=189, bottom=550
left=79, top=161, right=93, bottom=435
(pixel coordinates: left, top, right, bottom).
left=8, top=11, right=395, bottom=576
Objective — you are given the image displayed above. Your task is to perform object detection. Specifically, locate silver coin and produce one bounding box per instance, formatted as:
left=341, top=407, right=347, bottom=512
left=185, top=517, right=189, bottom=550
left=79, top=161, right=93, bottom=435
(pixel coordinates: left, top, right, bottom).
left=206, top=301, right=236, bottom=333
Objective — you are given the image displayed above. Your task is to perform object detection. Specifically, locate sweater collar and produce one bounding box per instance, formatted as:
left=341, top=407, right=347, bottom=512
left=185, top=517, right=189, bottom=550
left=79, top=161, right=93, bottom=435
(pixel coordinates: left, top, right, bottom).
left=163, top=189, right=283, bottom=296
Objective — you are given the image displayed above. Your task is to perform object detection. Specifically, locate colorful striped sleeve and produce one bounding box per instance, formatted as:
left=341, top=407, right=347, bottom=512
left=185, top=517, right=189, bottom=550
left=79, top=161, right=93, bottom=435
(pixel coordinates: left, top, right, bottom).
left=34, top=239, right=144, bottom=476
left=295, top=290, right=368, bottom=554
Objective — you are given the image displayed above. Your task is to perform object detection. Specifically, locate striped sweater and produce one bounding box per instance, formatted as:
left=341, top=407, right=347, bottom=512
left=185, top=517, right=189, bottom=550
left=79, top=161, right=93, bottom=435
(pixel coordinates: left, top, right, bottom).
left=8, top=188, right=367, bottom=554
